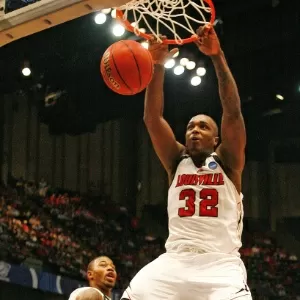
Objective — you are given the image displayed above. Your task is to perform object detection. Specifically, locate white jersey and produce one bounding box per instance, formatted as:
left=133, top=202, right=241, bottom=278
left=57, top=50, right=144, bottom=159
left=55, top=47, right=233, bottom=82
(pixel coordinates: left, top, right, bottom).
left=69, top=287, right=111, bottom=300
left=165, top=154, right=243, bottom=256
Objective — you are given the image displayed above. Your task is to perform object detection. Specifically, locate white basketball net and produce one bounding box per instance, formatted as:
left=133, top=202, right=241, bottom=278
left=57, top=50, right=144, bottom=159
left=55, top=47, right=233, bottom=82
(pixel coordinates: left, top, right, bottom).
left=117, top=0, right=212, bottom=44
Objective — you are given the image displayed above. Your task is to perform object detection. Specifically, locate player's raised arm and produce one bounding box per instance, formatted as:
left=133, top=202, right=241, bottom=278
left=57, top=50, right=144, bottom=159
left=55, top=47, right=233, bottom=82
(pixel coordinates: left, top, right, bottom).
left=195, top=25, right=246, bottom=184
left=144, top=37, right=185, bottom=176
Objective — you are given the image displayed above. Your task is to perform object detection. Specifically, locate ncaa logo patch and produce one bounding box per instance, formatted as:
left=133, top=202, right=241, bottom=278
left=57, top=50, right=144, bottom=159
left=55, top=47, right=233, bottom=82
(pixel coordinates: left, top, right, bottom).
left=208, top=161, right=217, bottom=170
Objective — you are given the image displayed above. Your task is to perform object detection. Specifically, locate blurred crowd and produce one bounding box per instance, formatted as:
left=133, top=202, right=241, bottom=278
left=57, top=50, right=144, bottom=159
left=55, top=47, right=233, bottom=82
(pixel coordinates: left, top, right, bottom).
left=0, top=177, right=163, bottom=289
left=0, top=177, right=300, bottom=298
left=241, top=232, right=300, bottom=299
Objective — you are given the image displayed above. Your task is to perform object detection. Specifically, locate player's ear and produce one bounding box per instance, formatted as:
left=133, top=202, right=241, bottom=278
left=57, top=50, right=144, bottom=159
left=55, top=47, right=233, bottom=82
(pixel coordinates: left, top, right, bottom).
left=185, top=132, right=189, bottom=147
left=87, top=270, right=93, bottom=281
left=214, top=136, right=219, bottom=147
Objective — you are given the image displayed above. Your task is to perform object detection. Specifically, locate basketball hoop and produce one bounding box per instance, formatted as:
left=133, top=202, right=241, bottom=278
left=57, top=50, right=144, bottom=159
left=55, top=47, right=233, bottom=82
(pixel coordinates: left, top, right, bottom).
left=116, top=0, right=215, bottom=45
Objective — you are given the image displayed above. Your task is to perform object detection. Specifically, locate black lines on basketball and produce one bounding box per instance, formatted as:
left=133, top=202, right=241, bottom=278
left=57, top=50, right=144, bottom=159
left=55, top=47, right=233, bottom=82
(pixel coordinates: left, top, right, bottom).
left=111, top=43, right=133, bottom=95
left=121, top=40, right=142, bottom=91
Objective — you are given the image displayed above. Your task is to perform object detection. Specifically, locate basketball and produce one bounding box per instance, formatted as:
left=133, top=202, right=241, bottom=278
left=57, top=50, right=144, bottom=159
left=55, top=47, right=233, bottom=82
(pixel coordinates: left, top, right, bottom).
left=100, top=40, right=154, bottom=95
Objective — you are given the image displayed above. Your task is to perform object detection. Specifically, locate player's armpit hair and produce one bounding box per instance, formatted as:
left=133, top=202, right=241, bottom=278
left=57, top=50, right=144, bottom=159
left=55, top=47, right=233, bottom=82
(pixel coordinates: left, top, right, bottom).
left=75, top=288, right=102, bottom=300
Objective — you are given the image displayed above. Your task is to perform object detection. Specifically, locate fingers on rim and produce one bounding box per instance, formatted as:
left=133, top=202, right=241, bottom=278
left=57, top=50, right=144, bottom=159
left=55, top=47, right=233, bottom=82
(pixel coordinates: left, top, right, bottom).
left=149, top=34, right=167, bottom=44
left=196, top=23, right=212, bottom=37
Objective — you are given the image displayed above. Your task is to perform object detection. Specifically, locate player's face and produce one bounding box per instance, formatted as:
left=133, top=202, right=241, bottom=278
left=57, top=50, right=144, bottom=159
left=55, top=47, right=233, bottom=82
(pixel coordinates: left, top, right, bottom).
left=185, top=115, right=219, bottom=155
left=88, top=257, right=117, bottom=290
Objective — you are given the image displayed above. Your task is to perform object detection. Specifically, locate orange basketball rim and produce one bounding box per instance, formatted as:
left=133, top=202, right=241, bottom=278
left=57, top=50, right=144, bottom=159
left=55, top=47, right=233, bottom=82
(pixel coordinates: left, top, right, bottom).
left=116, top=0, right=216, bottom=45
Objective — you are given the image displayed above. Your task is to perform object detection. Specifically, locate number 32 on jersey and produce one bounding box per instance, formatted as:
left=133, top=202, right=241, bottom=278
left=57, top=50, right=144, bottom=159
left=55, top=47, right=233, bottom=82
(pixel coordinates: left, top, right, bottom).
left=178, top=188, right=218, bottom=218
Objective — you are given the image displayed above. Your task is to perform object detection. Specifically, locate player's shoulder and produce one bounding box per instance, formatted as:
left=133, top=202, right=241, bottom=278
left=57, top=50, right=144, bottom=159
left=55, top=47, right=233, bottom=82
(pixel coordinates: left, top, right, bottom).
left=69, top=287, right=88, bottom=300
left=209, top=152, right=226, bottom=169
left=174, top=152, right=225, bottom=173
left=68, top=287, right=105, bottom=300
left=212, top=151, right=242, bottom=193
left=168, top=152, right=190, bottom=184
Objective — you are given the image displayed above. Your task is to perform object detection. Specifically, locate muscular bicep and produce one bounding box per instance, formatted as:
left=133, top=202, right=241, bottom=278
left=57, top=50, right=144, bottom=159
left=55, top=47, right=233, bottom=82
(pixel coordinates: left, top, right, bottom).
left=216, top=113, right=246, bottom=172
left=145, top=117, right=185, bottom=173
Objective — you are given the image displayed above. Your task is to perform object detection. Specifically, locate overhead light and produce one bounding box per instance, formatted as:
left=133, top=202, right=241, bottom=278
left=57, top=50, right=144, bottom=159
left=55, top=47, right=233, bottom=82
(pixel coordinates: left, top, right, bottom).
left=21, top=61, right=31, bottom=77
left=180, top=58, right=189, bottom=66
left=141, top=41, right=149, bottom=49
left=22, top=67, right=31, bottom=76
left=101, top=8, right=111, bottom=14
left=94, top=13, right=106, bottom=24
left=112, top=24, right=125, bottom=37
left=276, top=94, right=284, bottom=100
left=196, top=67, right=206, bottom=76
left=111, top=9, right=116, bottom=18
left=174, top=65, right=185, bottom=75
left=164, top=59, right=176, bottom=69
left=191, top=76, right=201, bottom=86
left=186, top=61, right=196, bottom=70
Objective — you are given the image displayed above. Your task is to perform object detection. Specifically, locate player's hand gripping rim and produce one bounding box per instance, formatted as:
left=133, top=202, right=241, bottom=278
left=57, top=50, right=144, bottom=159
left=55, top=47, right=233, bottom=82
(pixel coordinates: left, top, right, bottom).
left=148, top=35, right=179, bottom=66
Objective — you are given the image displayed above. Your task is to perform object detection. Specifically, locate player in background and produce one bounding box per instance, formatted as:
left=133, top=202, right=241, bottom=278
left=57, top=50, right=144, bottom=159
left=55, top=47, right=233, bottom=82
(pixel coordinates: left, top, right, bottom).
left=69, top=256, right=117, bottom=300
left=121, top=24, right=252, bottom=300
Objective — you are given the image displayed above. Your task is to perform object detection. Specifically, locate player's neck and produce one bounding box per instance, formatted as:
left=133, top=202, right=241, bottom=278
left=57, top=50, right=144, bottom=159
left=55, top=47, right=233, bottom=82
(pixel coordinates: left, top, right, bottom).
left=190, top=150, right=212, bottom=167
left=103, top=290, right=111, bottom=298
left=89, top=283, right=111, bottom=298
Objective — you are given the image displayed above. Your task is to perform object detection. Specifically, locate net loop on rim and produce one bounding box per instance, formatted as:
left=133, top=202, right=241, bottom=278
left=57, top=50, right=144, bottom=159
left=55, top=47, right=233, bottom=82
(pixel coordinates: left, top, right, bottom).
left=116, top=0, right=215, bottom=45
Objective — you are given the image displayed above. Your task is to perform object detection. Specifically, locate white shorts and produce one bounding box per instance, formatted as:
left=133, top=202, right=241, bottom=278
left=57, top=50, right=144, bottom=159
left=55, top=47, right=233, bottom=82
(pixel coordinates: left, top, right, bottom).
left=121, top=251, right=252, bottom=300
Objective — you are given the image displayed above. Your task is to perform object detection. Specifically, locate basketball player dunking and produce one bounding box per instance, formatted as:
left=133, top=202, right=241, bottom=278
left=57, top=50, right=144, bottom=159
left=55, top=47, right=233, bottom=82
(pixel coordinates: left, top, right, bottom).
left=121, top=24, right=252, bottom=300
left=69, top=256, right=117, bottom=300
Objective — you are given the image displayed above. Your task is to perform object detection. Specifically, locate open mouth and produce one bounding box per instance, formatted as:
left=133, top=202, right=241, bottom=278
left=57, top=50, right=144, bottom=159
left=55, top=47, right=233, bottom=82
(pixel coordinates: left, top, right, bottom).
left=106, top=272, right=115, bottom=280
left=191, top=137, right=200, bottom=141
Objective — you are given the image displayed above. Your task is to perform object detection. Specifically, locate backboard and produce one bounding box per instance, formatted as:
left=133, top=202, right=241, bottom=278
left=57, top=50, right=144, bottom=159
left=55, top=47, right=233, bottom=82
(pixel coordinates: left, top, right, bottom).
left=0, top=0, right=129, bottom=47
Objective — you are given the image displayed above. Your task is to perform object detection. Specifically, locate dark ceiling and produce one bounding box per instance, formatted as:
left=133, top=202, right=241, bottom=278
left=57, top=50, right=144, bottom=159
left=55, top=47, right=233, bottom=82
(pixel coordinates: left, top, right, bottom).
left=0, top=0, right=300, bottom=161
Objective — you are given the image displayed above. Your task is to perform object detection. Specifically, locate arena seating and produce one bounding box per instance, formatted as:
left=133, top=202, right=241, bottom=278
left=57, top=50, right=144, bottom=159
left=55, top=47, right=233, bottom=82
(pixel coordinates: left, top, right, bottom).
left=0, top=178, right=299, bottom=297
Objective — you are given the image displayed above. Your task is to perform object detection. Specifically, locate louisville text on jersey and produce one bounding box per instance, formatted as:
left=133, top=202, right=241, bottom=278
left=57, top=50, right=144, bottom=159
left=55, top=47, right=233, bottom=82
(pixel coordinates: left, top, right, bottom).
left=175, top=173, right=225, bottom=187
